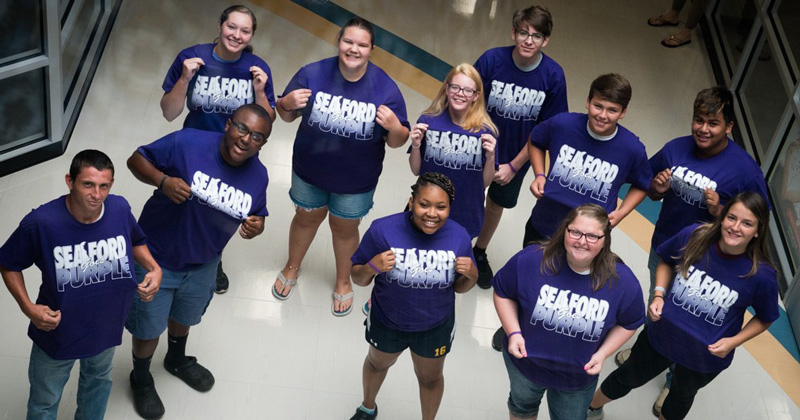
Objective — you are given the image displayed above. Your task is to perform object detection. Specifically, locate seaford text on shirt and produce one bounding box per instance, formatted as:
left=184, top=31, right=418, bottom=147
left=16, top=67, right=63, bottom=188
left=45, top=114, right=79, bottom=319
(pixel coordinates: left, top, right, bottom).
left=670, top=265, right=738, bottom=326
left=53, top=235, right=132, bottom=291
left=550, top=144, right=619, bottom=203
left=308, top=92, right=376, bottom=140
left=191, top=75, right=254, bottom=114
left=424, top=129, right=483, bottom=171
left=669, top=165, right=718, bottom=208
left=191, top=170, right=253, bottom=221
left=531, top=284, right=610, bottom=342
left=487, top=81, right=545, bottom=121
left=385, top=247, right=457, bottom=289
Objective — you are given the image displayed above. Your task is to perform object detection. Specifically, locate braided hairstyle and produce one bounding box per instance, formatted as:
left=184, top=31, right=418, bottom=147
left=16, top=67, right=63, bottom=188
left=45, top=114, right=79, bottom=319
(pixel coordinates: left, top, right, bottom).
left=411, top=172, right=455, bottom=204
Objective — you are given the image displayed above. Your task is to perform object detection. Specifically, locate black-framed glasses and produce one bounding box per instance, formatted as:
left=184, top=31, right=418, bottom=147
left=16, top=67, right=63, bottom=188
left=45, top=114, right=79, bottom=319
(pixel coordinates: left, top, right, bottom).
left=516, top=29, right=545, bottom=43
left=447, top=83, right=477, bottom=97
left=566, top=227, right=604, bottom=244
left=229, top=120, right=267, bottom=145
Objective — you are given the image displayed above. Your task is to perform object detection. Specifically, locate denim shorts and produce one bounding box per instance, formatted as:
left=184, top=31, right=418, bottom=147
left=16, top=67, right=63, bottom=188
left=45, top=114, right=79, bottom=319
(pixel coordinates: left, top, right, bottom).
left=289, top=171, right=374, bottom=220
left=125, top=256, right=220, bottom=340
left=502, top=350, right=598, bottom=420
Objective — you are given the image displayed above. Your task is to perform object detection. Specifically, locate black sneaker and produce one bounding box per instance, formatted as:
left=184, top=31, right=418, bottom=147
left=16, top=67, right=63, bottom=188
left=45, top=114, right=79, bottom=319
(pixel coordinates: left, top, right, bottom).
left=130, top=371, right=165, bottom=419
left=491, top=326, right=504, bottom=351
left=350, top=405, right=378, bottom=420
left=215, top=261, right=229, bottom=294
left=475, top=252, right=493, bottom=289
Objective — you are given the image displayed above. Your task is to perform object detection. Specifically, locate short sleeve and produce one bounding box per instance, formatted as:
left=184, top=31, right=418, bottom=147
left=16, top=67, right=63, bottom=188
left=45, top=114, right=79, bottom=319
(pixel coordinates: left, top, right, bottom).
left=656, top=224, right=696, bottom=264
left=529, top=115, right=555, bottom=150
left=0, top=213, right=41, bottom=272
left=626, top=143, right=654, bottom=191
left=751, top=267, right=780, bottom=324
left=351, top=222, right=388, bottom=266
left=282, top=66, right=309, bottom=97
left=137, top=131, right=180, bottom=172
left=538, top=72, right=568, bottom=123
left=614, top=267, right=646, bottom=330
left=162, top=50, right=188, bottom=93
left=491, top=250, right=522, bottom=300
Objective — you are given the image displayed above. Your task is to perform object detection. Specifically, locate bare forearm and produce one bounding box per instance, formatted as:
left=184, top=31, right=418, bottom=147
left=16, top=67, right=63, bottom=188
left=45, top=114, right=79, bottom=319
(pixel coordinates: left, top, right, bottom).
left=132, top=245, right=160, bottom=272
left=528, top=142, right=546, bottom=175
left=127, top=152, right=164, bottom=187
left=276, top=98, right=301, bottom=122
left=409, top=147, right=422, bottom=175
left=160, top=83, right=190, bottom=121
left=351, top=264, right=377, bottom=286
left=594, top=325, right=636, bottom=359
left=1, top=267, right=34, bottom=313
left=494, top=293, right=522, bottom=334
left=616, top=187, right=648, bottom=220
left=385, top=126, right=410, bottom=149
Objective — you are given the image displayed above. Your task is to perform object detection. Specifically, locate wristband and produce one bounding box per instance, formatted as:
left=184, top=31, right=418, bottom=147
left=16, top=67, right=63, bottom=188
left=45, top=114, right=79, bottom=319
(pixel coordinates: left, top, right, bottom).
left=367, top=261, right=381, bottom=274
left=159, top=175, right=168, bottom=190
left=507, top=331, right=522, bottom=338
left=507, top=162, right=518, bottom=173
left=653, top=295, right=665, bottom=300
left=535, top=173, right=545, bottom=178
left=654, top=286, right=667, bottom=294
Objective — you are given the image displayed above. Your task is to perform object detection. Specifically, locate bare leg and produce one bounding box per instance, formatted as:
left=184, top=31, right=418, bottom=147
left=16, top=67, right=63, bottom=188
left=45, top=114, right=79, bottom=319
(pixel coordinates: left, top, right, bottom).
left=360, top=346, right=402, bottom=409
left=410, top=352, right=446, bottom=420
left=132, top=337, right=159, bottom=359
left=475, top=196, right=504, bottom=249
left=329, top=215, right=360, bottom=313
left=274, top=207, right=328, bottom=296
left=167, top=319, right=190, bottom=337
left=589, top=388, right=613, bottom=410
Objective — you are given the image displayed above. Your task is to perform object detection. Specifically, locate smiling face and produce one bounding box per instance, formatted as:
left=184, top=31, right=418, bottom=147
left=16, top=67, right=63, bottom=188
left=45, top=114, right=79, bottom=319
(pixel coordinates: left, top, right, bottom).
left=217, top=11, right=254, bottom=57
left=446, top=73, right=479, bottom=118
left=719, top=202, right=759, bottom=255
left=511, top=24, right=548, bottom=65
left=408, top=184, right=450, bottom=235
left=585, top=96, right=626, bottom=137
left=564, top=215, right=606, bottom=271
left=66, top=166, right=114, bottom=217
left=221, top=108, right=269, bottom=166
left=692, top=111, right=733, bottom=157
left=337, top=26, right=373, bottom=77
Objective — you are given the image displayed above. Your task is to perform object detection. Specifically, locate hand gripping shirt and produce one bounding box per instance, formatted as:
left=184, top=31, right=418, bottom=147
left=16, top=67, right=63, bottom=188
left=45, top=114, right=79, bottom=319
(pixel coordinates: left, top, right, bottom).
left=649, top=223, right=779, bottom=373
left=414, top=113, right=495, bottom=238
left=492, top=246, right=645, bottom=390
left=351, top=212, right=474, bottom=332
left=136, top=128, right=268, bottom=270
left=162, top=43, right=276, bottom=133
left=0, top=195, right=144, bottom=359
left=529, top=112, right=652, bottom=238
left=283, top=57, right=410, bottom=194
left=649, top=135, right=770, bottom=250
left=474, top=47, right=568, bottom=174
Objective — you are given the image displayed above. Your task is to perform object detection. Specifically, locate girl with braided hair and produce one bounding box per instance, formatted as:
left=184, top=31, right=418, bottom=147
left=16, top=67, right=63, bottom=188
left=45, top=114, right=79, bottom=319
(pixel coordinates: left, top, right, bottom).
left=348, top=172, right=478, bottom=420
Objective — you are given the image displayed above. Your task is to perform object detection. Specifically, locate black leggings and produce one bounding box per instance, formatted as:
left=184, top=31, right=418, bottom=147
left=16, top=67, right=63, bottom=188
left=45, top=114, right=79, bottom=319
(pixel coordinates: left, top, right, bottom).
left=600, top=329, right=720, bottom=420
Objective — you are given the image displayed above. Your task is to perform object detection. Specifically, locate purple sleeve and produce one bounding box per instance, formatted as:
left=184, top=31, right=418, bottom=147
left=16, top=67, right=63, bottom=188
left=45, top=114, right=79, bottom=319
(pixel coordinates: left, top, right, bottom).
left=739, top=173, right=772, bottom=210
left=350, top=222, right=386, bottom=266
left=649, top=146, right=669, bottom=175
left=129, top=212, right=146, bottom=246
left=626, top=144, right=653, bottom=191
left=383, top=85, right=410, bottom=132
left=162, top=49, right=191, bottom=93
left=491, top=251, right=521, bottom=300
left=0, top=214, right=39, bottom=272
left=281, top=66, right=308, bottom=97
left=473, top=51, right=490, bottom=79
left=253, top=56, right=276, bottom=108
left=615, top=268, right=646, bottom=330
left=656, top=224, right=697, bottom=264
left=137, top=132, right=179, bottom=173
left=751, top=267, right=780, bottom=324
left=529, top=116, right=555, bottom=150
left=538, top=72, right=568, bottom=123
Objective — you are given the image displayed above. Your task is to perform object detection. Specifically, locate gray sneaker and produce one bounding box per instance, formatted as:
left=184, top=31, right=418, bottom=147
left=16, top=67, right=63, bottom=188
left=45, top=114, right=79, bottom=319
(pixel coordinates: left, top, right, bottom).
left=614, top=348, right=631, bottom=366
left=587, top=406, right=604, bottom=420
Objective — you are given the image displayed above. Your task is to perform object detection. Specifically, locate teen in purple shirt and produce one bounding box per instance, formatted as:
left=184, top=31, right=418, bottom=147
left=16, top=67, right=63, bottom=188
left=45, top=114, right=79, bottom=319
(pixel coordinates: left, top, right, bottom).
left=409, top=63, right=498, bottom=239
left=349, top=173, right=478, bottom=420
left=590, top=192, right=779, bottom=420
left=125, top=104, right=271, bottom=419
left=273, top=18, right=410, bottom=317
left=0, top=150, right=161, bottom=420
left=472, top=5, right=569, bottom=289
left=494, top=204, right=644, bottom=420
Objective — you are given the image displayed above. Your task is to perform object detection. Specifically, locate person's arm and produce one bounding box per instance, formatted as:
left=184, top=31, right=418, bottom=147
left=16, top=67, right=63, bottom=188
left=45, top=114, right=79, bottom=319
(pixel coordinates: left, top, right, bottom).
left=239, top=215, right=265, bottom=239
left=0, top=266, right=61, bottom=331
left=708, top=316, right=771, bottom=358
left=649, top=259, right=675, bottom=321
left=250, top=66, right=276, bottom=121
left=609, top=186, right=648, bottom=227
left=377, top=105, right=410, bottom=148
left=705, top=188, right=722, bottom=217
left=649, top=168, right=673, bottom=200
left=132, top=245, right=162, bottom=302
left=453, top=257, right=478, bottom=293
left=528, top=141, right=547, bottom=198
left=481, top=134, right=497, bottom=188
left=351, top=250, right=395, bottom=287
left=495, top=145, right=531, bottom=186
left=276, top=89, right=311, bottom=123
left=160, top=57, right=205, bottom=121
left=493, top=292, right=527, bottom=358
left=127, top=151, right=191, bottom=204
left=584, top=325, right=637, bottom=375
left=408, top=123, right=428, bottom=175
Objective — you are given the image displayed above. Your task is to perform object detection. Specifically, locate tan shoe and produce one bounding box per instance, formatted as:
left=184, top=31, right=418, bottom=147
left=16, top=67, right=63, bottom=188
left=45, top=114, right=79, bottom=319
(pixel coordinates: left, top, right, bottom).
left=614, top=348, right=631, bottom=366
left=653, top=385, right=669, bottom=417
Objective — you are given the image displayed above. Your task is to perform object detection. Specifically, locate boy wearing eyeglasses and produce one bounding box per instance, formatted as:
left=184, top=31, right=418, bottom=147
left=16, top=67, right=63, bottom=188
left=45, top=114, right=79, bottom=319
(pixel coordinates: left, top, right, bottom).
left=124, top=103, right=271, bottom=419
left=472, top=5, right=568, bottom=289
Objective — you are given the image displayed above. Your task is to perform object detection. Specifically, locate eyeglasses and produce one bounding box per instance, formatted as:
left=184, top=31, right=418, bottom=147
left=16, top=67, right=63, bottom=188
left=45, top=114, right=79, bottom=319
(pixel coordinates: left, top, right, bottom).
left=229, top=120, right=267, bottom=145
left=566, top=227, right=604, bottom=244
left=516, top=29, right=545, bottom=43
left=447, top=84, right=477, bottom=97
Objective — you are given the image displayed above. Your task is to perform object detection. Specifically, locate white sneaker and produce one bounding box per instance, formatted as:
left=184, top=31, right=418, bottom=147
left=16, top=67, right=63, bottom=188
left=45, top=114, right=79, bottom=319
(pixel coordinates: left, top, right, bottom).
left=587, top=406, right=604, bottom=420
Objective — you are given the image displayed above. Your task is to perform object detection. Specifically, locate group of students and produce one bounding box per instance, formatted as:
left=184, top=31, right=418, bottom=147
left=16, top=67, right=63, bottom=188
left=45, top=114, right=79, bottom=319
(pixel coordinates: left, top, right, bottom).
left=0, top=4, right=780, bottom=420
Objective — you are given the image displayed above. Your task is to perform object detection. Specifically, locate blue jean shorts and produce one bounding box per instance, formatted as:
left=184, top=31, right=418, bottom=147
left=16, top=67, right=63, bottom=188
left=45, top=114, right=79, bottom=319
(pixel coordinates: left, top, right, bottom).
left=125, top=256, right=221, bottom=340
left=503, top=350, right=598, bottom=419
left=289, top=171, right=374, bottom=220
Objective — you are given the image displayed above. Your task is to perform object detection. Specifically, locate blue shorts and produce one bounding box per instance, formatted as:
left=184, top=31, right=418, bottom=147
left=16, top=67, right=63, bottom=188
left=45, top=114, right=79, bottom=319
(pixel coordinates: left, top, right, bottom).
left=289, top=171, right=374, bottom=219
left=125, top=256, right=221, bottom=340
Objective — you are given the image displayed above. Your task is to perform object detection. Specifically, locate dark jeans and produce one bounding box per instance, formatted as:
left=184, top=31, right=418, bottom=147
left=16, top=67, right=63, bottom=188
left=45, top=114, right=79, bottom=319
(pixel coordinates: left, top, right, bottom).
left=600, top=329, right=719, bottom=420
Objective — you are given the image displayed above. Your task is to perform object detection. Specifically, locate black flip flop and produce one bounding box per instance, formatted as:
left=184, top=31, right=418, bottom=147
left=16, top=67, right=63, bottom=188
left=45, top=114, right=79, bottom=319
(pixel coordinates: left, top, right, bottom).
left=647, top=15, right=679, bottom=27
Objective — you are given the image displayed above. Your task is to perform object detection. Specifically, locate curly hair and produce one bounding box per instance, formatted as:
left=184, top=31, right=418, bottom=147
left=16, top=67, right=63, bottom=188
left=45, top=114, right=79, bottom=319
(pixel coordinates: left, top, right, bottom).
left=411, top=172, right=455, bottom=203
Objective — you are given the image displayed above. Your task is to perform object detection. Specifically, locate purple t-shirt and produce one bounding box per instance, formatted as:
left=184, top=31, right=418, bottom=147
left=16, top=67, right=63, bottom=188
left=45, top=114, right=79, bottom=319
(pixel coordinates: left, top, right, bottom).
left=282, top=57, right=410, bottom=194
left=649, top=224, right=779, bottom=373
left=414, top=113, right=493, bottom=238
left=529, top=113, right=652, bottom=238
left=137, top=128, right=268, bottom=270
left=492, top=246, right=645, bottom=390
left=0, top=195, right=144, bottom=359
left=351, top=212, right=474, bottom=331
left=162, top=43, right=276, bottom=133
left=474, top=47, right=568, bottom=174
left=649, top=136, right=771, bottom=250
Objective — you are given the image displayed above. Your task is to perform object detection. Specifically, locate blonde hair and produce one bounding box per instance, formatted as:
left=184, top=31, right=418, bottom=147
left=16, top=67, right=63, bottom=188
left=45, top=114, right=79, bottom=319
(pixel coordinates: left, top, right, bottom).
left=422, top=63, right=497, bottom=135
